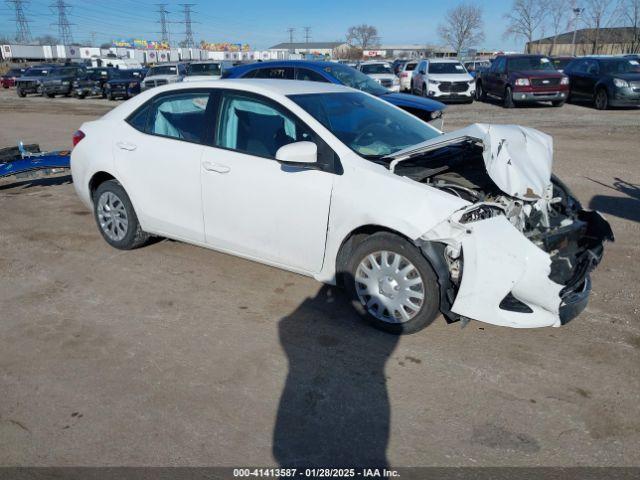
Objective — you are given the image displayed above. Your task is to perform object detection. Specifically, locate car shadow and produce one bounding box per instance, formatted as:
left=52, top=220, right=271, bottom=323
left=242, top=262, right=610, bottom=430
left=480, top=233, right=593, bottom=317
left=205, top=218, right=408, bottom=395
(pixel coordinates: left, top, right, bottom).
left=588, top=177, right=640, bottom=223
left=273, top=279, right=399, bottom=468
left=0, top=174, right=72, bottom=191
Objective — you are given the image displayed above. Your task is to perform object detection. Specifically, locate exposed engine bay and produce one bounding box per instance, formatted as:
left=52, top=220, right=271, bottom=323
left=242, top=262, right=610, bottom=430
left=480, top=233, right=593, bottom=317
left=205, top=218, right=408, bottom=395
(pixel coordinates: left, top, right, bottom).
left=387, top=124, right=614, bottom=327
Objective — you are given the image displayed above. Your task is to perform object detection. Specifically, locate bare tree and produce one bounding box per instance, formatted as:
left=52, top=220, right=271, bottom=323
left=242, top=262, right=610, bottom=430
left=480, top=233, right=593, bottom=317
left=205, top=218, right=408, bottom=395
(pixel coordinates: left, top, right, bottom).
left=437, top=3, right=485, bottom=55
left=546, top=0, right=571, bottom=54
left=504, top=0, right=549, bottom=53
left=619, top=0, right=640, bottom=52
left=583, top=0, right=619, bottom=53
left=346, top=24, right=380, bottom=51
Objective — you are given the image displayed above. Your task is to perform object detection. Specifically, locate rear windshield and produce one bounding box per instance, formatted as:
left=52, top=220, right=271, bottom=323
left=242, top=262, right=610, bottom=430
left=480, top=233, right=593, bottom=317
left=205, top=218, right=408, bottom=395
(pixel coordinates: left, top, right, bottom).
left=405, top=63, right=417, bottom=71
left=25, top=68, right=49, bottom=77
left=361, top=64, right=393, bottom=74
left=187, top=63, right=221, bottom=76
left=89, top=69, right=110, bottom=79
left=148, top=65, right=177, bottom=76
left=428, top=62, right=466, bottom=74
left=112, top=69, right=144, bottom=79
left=508, top=56, right=555, bottom=71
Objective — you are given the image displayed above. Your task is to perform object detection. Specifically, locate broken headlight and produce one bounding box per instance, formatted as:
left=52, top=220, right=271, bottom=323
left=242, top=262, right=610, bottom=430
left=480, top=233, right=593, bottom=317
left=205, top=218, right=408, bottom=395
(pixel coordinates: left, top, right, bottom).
left=459, top=205, right=504, bottom=224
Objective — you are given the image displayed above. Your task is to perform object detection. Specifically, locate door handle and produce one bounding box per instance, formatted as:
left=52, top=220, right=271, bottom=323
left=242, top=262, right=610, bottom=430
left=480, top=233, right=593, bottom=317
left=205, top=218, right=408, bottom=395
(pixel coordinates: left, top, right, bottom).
left=202, top=161, right=230, bottom=174
left=116, top=141, right=137, bottom=151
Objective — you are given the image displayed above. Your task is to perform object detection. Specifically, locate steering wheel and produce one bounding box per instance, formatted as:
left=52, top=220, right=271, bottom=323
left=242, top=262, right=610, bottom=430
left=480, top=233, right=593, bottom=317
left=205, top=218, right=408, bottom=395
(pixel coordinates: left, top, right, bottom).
left=353, top=122, right=389, bottom=147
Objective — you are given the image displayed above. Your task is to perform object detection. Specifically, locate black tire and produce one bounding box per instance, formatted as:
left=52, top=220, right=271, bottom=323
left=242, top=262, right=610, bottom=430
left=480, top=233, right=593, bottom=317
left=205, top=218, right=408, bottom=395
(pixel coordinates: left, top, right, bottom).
left=422, top=83, right=428, bottom=97
left=107, top=90, right=115, bottom=101
left=344, top=232, right=441, bottom=334
left=45, top=92, right=55, bottom=98
left=17, top=88, right=26, bottom=98
left=476, top=81, right=486, bottom=101
left=551, top=99, right=565, bottom=107
left=594, top=88, right=608, bottom=110
left=503, top=86, right=515, bottom=108
left=101, top=88, right=107, bottom=99
left=92, top=180, right=150, bottom=250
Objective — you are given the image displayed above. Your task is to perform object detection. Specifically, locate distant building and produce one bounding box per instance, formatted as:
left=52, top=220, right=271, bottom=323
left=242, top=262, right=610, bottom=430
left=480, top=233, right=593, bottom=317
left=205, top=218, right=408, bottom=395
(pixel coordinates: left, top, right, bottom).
left=527, top=27, right=640, bottom=56
left=363, top=44, right=497, bottom=59
left=268, top=42, right=350, bottom=59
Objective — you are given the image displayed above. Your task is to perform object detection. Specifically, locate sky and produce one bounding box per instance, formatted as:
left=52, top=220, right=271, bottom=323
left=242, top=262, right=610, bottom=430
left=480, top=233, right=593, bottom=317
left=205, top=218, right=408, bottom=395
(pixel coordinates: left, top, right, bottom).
left=0, top=0, right=524, bottom=51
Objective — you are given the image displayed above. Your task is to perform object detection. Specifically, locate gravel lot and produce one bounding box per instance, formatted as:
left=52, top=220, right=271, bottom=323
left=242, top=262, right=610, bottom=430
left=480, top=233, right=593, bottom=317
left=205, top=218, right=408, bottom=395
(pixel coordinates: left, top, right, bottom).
left=0, top=88, right=639, bottom=467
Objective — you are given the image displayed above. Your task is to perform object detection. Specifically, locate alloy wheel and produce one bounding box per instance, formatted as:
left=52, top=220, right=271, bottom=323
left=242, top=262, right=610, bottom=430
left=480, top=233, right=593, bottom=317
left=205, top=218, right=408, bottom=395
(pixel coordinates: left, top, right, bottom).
left=355, top=250, right=425, bottom=323
left=96, top=191, right=129, bottom=241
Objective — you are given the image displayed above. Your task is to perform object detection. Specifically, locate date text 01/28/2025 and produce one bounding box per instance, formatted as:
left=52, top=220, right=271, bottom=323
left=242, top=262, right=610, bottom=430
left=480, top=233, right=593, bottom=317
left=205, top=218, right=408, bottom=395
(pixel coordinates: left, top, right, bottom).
left=232, top=468, right=400, bottom=478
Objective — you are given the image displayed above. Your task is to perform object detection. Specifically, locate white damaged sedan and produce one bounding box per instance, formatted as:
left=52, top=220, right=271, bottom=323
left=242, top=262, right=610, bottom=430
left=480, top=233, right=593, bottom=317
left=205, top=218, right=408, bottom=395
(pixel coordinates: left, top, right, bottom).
left=71, top=80, right=613, bottom=334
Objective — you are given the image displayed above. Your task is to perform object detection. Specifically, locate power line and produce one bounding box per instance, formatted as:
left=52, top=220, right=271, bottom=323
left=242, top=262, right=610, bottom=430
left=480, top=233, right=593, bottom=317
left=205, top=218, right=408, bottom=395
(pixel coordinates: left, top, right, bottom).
left=179, top=3, right=196, bottom=48
left=6, top=0, right=32, bottom=44
left=155, top=3, right=170, bottom=45
left=50, top=0, right=73, bottom=44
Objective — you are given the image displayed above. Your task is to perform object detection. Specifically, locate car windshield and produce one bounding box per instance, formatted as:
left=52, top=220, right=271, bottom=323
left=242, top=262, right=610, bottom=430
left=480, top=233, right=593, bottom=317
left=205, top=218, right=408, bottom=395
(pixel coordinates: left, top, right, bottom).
left=428, top=62, right=467, bottom=74
left=552, top=58, right=572, bottom=70
left=289, top=92, right=439, bottom=159
left=187, top=63, right=221, bottom=76
left=25, top=68, right=49, bottom=77
left=112, top=69, right=141, bottom=79
left=601, top=59, right=640, bottom=74
left=89, top=69, right=109, bottom=79
left=321, top=63, right=389, bottom=96
left=148, top=65, right=177, bottom=76
left=361, top=63, right=393, bottom=74
left=508, top=56, right=555, bottom=71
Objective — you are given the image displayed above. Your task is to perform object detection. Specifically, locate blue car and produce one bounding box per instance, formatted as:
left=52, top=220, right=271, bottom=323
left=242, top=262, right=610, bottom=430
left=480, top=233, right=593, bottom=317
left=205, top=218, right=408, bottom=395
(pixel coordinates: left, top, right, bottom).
left=222, top=61, right=446, bottom=125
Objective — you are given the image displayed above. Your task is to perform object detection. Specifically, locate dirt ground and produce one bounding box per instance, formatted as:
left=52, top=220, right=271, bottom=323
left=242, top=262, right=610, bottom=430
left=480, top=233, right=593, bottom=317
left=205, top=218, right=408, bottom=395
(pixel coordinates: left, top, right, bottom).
left=0, top=88, right=639, bottom=467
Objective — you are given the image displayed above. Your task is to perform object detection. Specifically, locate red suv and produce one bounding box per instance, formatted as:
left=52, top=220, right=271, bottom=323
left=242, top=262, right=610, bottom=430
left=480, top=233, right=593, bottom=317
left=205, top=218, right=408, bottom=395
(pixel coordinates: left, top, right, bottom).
left=476, top=55, right=569, bottom=108
left=0, top=68, right=26, bottom=88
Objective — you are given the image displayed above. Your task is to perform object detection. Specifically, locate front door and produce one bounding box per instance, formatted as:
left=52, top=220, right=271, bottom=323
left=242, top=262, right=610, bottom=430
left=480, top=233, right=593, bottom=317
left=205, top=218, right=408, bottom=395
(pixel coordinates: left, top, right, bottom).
left=113, top=89, right=214, bottom=242
left=200, top=90, right=335, bottom=273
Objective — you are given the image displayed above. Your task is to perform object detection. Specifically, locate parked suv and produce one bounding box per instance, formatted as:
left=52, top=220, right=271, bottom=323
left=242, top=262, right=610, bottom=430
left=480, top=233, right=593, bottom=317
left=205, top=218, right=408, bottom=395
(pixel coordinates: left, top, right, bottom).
left=399, top=61, right=417, bottom=92
left=358, top=61, right=400, bottom=92
left=1, top=67, right=26, bottom=88
left=40, top=65, right=86, bottom=97
left=15, top=64, right=57, bottom=97
left=141, top=63, right=188, bottom=91
left=412, top=59, right=475, bottom=103
left=183, top=61, right=231, bottom=82
left=563, top=56, right=640, bottom=109
left=476, top=54, right=569, bottom=108
left=103, top=68, right=146, bottom=100
left=73, top=67, right=117, bottom=98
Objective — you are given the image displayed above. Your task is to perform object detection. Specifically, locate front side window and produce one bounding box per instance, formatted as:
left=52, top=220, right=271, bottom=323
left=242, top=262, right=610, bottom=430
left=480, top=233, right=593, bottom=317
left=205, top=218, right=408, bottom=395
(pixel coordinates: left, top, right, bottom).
left=135, top=92, right=212, bottom=143
left=289, top=92, right=439, bottom=159
left=295, top=68, right=329, bottom=83
left=216, top=92, right=311, bottom=158
left=600, top=59, right=640, bottom=74
left=428, top=62, right=466, bottom=74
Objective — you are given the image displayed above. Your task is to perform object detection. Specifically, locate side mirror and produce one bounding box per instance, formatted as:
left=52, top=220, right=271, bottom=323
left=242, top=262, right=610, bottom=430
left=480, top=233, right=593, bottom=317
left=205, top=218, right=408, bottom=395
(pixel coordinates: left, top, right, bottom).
left=276, top=141, right=317, bottom=165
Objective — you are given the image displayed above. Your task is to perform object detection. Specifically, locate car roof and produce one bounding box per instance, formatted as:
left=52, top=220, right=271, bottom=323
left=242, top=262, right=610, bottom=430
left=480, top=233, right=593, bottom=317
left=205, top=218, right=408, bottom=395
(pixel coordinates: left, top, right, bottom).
left=230, top=60, right=340, bottom=72
left=427, top=58, right=462, bottom=63
left=360, top=60, right=391, bottom=64
left=149, top=78, right=353, bottom=96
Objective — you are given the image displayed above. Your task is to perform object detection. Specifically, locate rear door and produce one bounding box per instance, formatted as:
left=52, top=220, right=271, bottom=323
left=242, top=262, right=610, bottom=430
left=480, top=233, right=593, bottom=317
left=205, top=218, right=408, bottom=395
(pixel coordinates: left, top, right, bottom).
left=113, top=89, right=214, bottom=242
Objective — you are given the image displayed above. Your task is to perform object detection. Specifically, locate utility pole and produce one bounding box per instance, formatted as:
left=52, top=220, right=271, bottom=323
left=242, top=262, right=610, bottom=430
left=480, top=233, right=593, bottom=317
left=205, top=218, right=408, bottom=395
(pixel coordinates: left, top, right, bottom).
left=90, top=31, right=96, bottom=46
left=303, top=26, right=311, bottom=54
left=50, top=0, right=74, bottom=45
left=571, top=7, right=584, bottom=56
left=6, top=0, right=32, bottom=44
left=179, top=3, right=196, bottom=48
left=287, top=27, right=295, bottom=53
left=156, top=3, right=170, bottom=45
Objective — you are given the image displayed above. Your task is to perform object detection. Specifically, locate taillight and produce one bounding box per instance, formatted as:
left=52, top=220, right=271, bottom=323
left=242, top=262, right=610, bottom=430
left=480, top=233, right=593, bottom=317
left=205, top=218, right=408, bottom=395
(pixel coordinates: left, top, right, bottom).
left=72, top=130, right=85, bottom=147
left=401, top=72, right=408, bottom=78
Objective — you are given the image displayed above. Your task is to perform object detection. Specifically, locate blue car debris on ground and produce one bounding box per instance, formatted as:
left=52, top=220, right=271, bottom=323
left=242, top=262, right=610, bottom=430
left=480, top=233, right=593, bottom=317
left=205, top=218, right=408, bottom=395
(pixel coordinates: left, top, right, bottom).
left=0, top=143, right=70, bottom=180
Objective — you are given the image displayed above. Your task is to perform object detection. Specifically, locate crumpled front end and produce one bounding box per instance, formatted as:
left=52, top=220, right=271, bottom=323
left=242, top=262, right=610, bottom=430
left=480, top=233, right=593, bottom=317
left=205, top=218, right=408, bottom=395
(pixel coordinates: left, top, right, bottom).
left=394, top=124, right=614, bottom=328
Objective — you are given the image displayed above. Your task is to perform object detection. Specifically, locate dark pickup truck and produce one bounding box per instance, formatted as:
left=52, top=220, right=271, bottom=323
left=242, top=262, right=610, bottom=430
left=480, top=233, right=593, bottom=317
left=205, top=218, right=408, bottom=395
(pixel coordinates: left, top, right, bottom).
left=73, top=67, right=118, bottom=98
left=476, top=54, right=569, bottom=108
left=103, top=69, right=147, bottom=100
left=15, top=65, right=58, bottom=97
left=40, top=65, right=86, bottom=97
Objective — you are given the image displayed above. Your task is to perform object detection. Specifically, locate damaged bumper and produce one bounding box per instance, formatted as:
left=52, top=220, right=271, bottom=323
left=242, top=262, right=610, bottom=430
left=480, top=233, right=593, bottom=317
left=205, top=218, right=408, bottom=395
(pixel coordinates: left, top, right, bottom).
left=419, top=208, right=613, bottom=329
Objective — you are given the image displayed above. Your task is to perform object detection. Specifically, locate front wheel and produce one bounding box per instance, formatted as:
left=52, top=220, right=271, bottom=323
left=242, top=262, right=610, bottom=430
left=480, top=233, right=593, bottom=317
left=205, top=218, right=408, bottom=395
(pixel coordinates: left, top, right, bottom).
left=345, top=232, right=440, bottom=334
left=17, top=88, right=26, bottom=97
left=551, top=99, right=565, bottom=107
left=476, top=82, right=486, bottom=101
left=594, top=88, right=609, bottom=110
left=93, top=180, right=150, bottom=250
left=503, top=86, right=515, bottom=108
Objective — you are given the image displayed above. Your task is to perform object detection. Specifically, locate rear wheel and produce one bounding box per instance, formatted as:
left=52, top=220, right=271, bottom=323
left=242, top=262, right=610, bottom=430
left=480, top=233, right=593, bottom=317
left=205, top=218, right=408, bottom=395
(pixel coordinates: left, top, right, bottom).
left=17, top=87, right=26, bottom=97
left=107, top=90, right=115, bottom=101
left=594, top=88, right=609, bottom=110
left=503, top=86, right=515, bottom=108
left=476, top=81, right=486, bottom=101
left=93, top=180, right=150, bottom=250
left=45, top=92, right=55, bottom=98
left=345, top=232, right=440, bottom=334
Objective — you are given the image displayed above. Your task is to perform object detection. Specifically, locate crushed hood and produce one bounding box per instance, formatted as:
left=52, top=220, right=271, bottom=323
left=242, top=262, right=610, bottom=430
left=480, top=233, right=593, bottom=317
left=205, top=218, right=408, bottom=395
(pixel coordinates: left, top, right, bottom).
left=388, top=123, right=554, bottom=200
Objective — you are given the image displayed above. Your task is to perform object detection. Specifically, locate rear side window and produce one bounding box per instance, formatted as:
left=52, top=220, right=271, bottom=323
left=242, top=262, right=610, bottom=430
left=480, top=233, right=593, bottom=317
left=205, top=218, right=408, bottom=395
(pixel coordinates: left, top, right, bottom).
left=127, top=90, right=215, bottom=145
left=295, top=68, right=329, bottom=83
left=252, top=67, right=294, bottom=79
